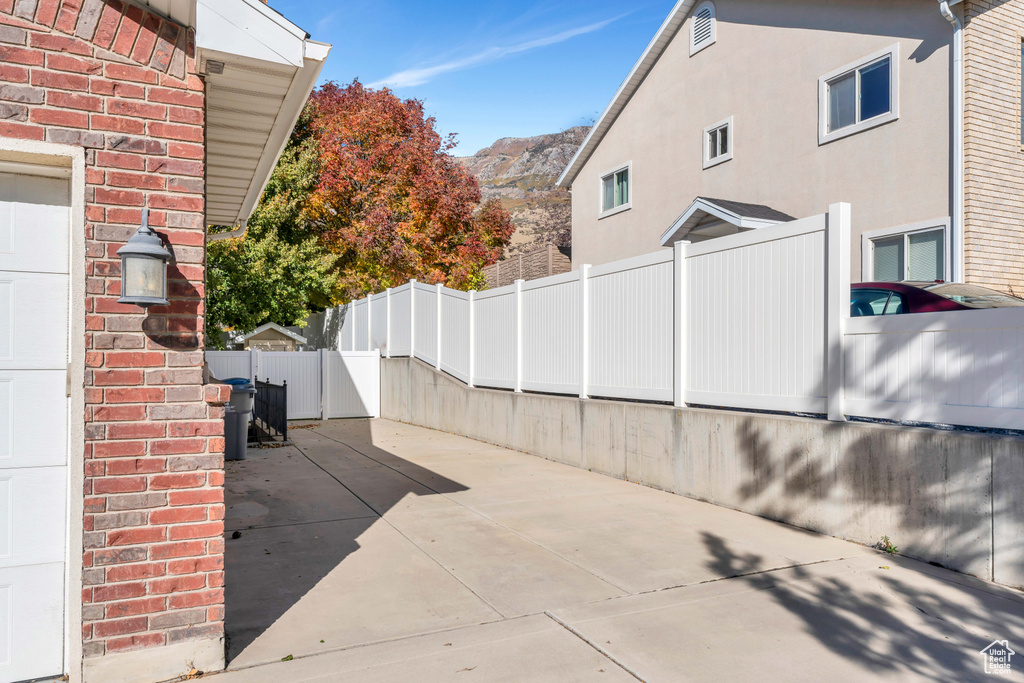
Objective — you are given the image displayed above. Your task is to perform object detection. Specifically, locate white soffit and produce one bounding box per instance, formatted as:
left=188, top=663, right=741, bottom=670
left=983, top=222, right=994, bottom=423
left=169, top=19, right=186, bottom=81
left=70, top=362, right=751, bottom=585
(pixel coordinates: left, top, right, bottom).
left=195, top=0, right=330, bottom=226
left=557, top=0, right=696, bottom=188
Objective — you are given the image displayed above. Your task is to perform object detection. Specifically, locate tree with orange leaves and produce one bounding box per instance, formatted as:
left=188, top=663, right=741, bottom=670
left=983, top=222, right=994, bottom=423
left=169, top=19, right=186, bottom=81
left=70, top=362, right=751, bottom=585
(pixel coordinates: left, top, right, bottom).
left=306, top=80, right=514, bottom=300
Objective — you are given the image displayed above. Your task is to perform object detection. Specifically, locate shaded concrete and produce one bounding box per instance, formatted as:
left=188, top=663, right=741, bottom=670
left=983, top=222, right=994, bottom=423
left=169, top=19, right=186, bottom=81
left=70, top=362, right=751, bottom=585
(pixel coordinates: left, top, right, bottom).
left=381, top=357, right=1024, bottom=588
left=216, top=419, right=1024, bottom=682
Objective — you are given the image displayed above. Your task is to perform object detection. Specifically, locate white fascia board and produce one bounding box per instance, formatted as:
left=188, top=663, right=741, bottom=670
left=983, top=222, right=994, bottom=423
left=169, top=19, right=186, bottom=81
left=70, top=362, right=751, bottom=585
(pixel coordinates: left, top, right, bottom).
left=557, top=0, right=696, bottom=188
left=660, top=198, right=781, bottom=245
left=196, top=0, right=306, bottom=68
left=234, top=45, right=330, bottom=225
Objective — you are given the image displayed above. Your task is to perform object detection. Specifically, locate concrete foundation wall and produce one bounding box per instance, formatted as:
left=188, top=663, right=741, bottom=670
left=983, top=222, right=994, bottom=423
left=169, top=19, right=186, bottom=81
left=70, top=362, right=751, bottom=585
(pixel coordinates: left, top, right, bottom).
left=382, top=357, right=1024, bottom=589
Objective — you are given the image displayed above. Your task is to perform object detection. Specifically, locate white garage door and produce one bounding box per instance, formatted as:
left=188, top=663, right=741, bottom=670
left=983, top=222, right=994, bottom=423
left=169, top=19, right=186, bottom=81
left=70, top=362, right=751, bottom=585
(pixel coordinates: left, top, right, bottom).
left=0, top=171, right=70, bottom=682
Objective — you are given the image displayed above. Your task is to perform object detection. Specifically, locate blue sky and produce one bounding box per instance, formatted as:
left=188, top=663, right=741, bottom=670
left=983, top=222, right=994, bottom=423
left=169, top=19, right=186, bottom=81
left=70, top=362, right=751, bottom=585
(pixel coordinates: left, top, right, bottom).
left=271, top=0, right=672, bottom=156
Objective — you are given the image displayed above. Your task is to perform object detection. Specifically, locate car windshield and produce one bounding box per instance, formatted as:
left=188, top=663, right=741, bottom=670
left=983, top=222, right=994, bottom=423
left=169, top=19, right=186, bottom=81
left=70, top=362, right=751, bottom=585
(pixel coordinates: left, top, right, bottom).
left=923, top=283, right=1024, bottom=309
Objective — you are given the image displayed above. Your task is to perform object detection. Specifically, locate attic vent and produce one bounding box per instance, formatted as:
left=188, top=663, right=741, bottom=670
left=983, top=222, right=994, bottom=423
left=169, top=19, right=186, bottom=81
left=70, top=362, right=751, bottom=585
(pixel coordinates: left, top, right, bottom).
left=690, top=2, right=716, bottom=56
left=206, top=60, right=225, bottom=75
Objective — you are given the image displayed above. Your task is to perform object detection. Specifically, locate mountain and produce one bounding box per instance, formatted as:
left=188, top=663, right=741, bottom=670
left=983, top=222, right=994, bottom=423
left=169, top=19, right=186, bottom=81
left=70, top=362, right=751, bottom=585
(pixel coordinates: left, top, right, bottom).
left=458, top=126, right=590, bottom=256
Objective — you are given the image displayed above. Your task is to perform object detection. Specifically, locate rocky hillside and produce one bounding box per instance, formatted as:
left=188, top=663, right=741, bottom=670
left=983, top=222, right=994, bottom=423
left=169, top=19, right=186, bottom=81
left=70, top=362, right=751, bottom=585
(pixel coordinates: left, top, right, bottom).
left=458, top=126, right=589, bottom=256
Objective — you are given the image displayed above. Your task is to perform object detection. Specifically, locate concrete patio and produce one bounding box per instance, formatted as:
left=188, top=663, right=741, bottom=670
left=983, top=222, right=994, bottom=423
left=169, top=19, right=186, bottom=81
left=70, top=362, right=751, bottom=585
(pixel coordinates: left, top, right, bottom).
left=212, top=419, right=1024, bottom=682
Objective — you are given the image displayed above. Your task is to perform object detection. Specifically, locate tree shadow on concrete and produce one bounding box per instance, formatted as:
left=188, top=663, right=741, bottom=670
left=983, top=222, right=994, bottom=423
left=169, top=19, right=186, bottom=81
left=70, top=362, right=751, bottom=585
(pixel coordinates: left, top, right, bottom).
left=701, top=532, right=1024, bottom=680
left=223, top=418, right=467, bottom=662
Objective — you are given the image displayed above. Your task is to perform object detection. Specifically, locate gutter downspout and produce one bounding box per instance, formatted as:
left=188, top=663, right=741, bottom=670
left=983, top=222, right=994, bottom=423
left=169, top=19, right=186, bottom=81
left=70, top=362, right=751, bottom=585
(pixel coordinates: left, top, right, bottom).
left=208, top=220, right=248, bottom=243
left=940, top=0, right=965, bottom=283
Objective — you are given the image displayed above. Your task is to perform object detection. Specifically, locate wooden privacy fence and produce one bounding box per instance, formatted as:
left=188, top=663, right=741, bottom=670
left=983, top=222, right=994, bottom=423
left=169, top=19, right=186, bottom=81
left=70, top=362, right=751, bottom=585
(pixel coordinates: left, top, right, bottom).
left=205, top=350, right=381, bottom=421
left=336, top=202, right=1024, bottom=431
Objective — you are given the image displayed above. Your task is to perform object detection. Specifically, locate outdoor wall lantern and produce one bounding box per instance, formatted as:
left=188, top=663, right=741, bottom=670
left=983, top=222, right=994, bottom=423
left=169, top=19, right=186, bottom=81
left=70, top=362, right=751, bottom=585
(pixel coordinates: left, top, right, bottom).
left=117, top=209, right=171, bottom=308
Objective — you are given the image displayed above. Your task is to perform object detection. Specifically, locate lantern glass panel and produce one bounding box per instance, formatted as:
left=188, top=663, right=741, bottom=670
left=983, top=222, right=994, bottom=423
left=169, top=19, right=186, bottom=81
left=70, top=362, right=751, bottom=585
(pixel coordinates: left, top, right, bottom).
left=124, top=256, right=165, bottom=299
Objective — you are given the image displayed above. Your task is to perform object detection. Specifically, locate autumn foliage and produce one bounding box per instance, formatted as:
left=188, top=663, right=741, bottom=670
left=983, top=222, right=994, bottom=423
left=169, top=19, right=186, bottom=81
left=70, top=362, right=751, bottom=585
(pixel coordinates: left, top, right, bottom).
left=207, top=80, right=514, bottom=344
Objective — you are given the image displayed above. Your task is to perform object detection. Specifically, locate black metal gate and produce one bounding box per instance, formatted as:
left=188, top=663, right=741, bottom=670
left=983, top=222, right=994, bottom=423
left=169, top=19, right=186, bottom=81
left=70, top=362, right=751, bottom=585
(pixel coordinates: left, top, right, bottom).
left=252, top=379, right=288, bottom=444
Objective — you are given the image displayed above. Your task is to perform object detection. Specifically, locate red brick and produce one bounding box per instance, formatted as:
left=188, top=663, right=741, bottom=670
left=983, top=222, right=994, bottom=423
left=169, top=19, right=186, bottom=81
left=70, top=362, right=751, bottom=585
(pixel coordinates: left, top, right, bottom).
left=147, top=156, right=202, bottom=176
left=147, top=87, right=202, bottom=108
left=148, top=574, right=205, bottom=594
left=110, top=4, right=142, bottom=58
left=93, top=405, right=147, bottom=422
left=105, top=387, right=164, bottom=404
left=149, top=540, right=205, bottom=560
left=93, top=616, right=148, bottom=638
left=207, top=571, right=224, bottom=588
left=96, top=150, right=146, bottom=171
left=34, top=0, right=61, bottom=27
left=46, top=52, right=101, bottom=74
left=94, top=298, right=144, bottom=314
left=0, top=45, right=44, bottom=66
left=92, top=369, right=144, bottom=386
left=105, top=61, right=157, bottom=85
left=105, top=458, right=165, bottom=475
left=167, top=142, right=203, bottom=160
left=54, top=0, right=84, bottom=34
left=196, top=556, right=223, bottom=572
left=105, top=632, right=165, bottom=653
left=168, top=589, right=222, bottom=610
left=30, top=107, right=88, bottom=127
left=106, top=422, right=165, bottom=440
left=168, top=522, right=223, bottom=541
left=47, top=89, right=102, bottom=111
left=147, top=194, right=202, bottom=212
left=93, top=440, right=146, bottom=458
left=168, top=105, right=201, bottom=125
left=92, top=476, right=146, bottom=494
left=149, top=471, right=204, bottom=488
left=149, top=506, right=206, bottom=525
left=0, top=63, right=29, bottom=83
left=130, top=12, right=160, bottom=64
left=105, top=351, right=165, bottom=368
left=207, top=471, right=224, bottom=487
left=147, top=121, right=201, bottom=142
left=168, top=489, right=222, bottom=506
left=31, top=69, right=90, bottom=91
left=107, top=98, right=165, bottom=119
left=106, top=170, right=165, bottom=190
left=0, top=120, right=42, bottom=140
left=167, top=421, right=222, bottom=437
left=29, top=32, right=91, bottom=55
left=107, top=526, right=166, bottom=546
left=91, top=114, right=146, bottom=134
left=93, top=0, right=124, bottom=50
left=106, top=562, right=164, bottom=583
left=167, top=558, right=198, bottom=575
left=95, top=188, right=145, bottom=206
left=93, top=582, right=146, bottom=603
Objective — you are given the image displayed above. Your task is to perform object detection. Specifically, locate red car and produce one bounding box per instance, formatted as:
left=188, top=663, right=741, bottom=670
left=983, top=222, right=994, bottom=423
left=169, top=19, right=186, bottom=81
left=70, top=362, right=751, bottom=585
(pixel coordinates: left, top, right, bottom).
left=851, top=282, right=1024, bottom=316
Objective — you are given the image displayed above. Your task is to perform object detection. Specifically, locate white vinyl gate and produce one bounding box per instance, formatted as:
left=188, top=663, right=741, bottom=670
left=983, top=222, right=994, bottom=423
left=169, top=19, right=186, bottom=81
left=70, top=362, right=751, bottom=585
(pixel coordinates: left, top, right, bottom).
left=206, top=350, right=380, bottom=420
left=0, top=171, right=70, bottom=681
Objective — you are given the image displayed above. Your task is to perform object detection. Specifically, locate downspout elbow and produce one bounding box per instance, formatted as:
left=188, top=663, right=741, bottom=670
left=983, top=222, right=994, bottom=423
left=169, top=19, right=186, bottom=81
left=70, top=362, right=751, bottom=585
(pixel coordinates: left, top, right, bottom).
left=207, top=220, right=249, bottom=243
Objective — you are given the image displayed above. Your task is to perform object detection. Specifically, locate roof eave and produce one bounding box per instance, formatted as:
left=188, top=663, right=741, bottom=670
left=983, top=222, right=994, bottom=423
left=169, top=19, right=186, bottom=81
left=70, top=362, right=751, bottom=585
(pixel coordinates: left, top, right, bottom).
left=660, top=198, right=783, bottom=245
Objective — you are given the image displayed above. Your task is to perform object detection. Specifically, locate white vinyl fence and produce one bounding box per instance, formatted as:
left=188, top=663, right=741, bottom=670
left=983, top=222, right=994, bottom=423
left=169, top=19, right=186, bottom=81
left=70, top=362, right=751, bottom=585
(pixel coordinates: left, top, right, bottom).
left=206, top=350, right=381, bottom=420
left=330, top=201, right=1024, bottom=431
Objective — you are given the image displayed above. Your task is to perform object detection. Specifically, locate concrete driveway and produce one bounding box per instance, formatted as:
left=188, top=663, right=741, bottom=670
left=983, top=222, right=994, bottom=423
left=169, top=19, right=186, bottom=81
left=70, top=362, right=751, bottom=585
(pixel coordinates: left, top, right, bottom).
left=212, top=419, right=1024, bottom=682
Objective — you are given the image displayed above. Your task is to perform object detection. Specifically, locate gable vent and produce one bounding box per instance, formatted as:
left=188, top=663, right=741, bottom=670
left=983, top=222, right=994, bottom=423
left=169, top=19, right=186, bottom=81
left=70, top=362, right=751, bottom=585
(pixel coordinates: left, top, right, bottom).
left=691, top=2, right=716, bottom=55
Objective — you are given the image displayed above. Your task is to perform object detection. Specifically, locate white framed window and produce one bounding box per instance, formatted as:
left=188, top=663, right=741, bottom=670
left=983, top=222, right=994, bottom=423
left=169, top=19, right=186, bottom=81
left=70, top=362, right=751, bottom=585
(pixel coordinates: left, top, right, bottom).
left=818, top=44, right=900, bottom=145
left=861, top=219, right=950, bottom=283
left=703, top=117, right=733, bottom=169
left=599, top=162, right=631, bottom=218
left=690, top=1, right=716, bottom=56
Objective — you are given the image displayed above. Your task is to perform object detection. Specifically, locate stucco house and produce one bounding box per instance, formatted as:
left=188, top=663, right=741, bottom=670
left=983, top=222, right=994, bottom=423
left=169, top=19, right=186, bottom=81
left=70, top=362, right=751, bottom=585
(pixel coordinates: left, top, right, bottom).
left=0, top=0, right=328, bottom=681
left=559, top=0, right=1023, bottom=293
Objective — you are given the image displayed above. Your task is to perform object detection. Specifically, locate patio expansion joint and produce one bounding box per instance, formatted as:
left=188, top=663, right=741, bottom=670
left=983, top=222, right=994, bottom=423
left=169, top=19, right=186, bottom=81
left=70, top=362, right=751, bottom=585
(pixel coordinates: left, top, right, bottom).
left=544, top=611, right=648, bottom=682
left=306, top=428, right=633, bottom=597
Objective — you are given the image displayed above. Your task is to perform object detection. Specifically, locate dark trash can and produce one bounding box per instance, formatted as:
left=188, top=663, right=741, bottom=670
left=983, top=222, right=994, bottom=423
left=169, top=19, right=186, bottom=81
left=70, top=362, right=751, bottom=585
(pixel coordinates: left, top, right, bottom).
left=224, top=404, right=247, bottom=461
left=223, top=378, right=256, bottom=454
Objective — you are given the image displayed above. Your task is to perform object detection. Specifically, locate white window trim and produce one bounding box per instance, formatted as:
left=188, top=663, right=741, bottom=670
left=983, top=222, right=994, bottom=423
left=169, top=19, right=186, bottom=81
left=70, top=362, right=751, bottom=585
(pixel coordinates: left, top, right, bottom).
left=703, top=116, right=733, bottom=169
left=598, top=161, right=632, bottom=219
left=690, top=0, right=717, bottom=56
left=860, top=218, right=951, bottom=283
left=818, top=43, right=900, bottom=146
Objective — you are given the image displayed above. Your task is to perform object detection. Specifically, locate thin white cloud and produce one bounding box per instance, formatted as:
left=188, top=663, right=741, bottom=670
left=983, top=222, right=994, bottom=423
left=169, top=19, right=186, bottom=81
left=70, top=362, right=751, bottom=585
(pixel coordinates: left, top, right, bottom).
left=368, top=16, right=622, bottom=89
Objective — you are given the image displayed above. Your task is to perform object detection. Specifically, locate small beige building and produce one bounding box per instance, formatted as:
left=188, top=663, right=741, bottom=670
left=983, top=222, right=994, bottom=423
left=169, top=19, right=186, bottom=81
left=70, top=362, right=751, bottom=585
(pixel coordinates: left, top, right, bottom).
left=240, top=323, right=308, bottom=352
left=559, top=0, right=1023, bottom=293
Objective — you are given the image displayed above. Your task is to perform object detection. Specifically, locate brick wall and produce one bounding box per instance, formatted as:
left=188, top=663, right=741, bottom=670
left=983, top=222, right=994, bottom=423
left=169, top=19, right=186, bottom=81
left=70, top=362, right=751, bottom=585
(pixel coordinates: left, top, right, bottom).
left=963, top=0, right=1024, bottom=294
left=0, top=0, right=226, bottom=663
left=483, top=244, right=572, bottom=289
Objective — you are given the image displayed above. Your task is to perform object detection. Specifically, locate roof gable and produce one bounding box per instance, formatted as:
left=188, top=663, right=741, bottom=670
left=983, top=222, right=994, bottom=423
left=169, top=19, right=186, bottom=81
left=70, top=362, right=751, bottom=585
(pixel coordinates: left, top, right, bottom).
left=241, top=322, right=307, bottom=344
left=661, top=197, right=796, bottom=245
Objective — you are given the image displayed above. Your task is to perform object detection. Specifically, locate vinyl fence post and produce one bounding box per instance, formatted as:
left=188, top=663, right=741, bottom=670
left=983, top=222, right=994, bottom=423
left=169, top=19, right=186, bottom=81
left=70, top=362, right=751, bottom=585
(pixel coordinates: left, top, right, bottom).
left=385, top=288, right=392, bottom=358
left=468, top=290, right=476, bottom=388
left=436, top=283, right=443, bottom=372
left=409, top=280, right=417, bottom=361
left=826, top=202, right=851, bottom=422
left=350, top=302, right=357, bottom=352
left=674, top=242, right=688, bottom=408
left=249, top=349, right=257, bottom=383
left=366, top=295, right=373, bottom=352
left=514, top=279, right=524, bottom=393
left=318, top=348, right=326, bottom=420
left=579, top=264, right=591, bottom=400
